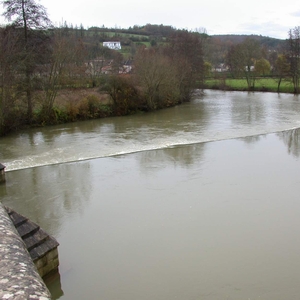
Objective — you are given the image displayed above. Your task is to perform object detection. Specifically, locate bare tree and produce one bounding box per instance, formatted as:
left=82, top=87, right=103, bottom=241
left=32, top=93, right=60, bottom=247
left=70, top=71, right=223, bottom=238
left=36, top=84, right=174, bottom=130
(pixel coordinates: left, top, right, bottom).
left=37, top=30, right=87, bottom=121
left=1, top=0, right=52, bottom=122
left=226, top=38, right=261, bottom=90
left=288, top=27, right=300, bottom=94
left=86, top=43, right=105, bottom=87
left=168, top=30, right=205, bottom=91
left=102, top=75, right=140, bottom=115
left=0, top=26, right=23, bottom=134
left=274, top=54, right=290, bottom=92
left=134, top=47, right=180, bottom=110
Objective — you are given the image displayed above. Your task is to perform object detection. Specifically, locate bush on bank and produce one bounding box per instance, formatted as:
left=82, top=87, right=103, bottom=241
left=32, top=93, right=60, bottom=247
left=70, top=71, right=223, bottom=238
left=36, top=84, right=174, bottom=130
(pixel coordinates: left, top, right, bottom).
left=33, top=94, right=116, bottom=126
left=1, top=77, right=297, bottom=136
left=0, top=87, right=163, bottom=135
left=0, top=74, right=185, bottom=136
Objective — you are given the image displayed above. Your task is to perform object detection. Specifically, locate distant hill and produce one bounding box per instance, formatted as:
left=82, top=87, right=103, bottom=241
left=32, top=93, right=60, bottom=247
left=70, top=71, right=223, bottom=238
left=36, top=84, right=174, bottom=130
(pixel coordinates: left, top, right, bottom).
left=210, top=34, right=286, bottom=50
left=86, top=25, right=286, bottom=50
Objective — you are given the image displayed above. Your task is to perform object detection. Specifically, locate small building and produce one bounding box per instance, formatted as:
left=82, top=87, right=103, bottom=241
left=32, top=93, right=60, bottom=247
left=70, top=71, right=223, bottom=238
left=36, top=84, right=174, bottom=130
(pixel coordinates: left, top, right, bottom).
left=0, top=163, right=6, bottom=183
left=122, top=59, right=134, bottom=74
left=103, top=41, right=121, bottom=50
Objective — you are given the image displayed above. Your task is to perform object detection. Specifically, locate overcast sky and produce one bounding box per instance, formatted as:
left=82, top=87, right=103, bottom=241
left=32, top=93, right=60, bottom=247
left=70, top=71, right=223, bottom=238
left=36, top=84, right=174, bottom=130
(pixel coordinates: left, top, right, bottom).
left=2, top=0, right=300, bottom=39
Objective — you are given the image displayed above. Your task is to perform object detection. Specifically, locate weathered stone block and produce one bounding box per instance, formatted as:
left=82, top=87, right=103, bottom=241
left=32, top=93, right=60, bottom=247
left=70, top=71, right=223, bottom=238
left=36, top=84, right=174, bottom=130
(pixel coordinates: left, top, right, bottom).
left=5, top=206, right=60, bottom=279
left=0, top=203, right=51, bottom=299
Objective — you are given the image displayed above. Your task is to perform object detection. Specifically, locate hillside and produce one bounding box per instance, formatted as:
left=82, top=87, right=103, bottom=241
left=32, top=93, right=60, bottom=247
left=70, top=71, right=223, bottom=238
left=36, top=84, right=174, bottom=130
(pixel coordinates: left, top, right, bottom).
left=210, top=34, right=286, bottom=49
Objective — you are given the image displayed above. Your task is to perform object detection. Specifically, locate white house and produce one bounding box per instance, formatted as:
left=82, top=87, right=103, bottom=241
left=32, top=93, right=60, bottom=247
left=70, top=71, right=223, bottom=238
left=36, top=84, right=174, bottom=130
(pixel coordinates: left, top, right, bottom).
left=103, top=41, right=121, bottom=50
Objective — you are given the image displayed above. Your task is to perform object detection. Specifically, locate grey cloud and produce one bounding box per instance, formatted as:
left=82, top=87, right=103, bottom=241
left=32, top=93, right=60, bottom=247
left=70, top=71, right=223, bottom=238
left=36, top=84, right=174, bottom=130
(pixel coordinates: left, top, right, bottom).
left=238, top=21, right=290, bottom=39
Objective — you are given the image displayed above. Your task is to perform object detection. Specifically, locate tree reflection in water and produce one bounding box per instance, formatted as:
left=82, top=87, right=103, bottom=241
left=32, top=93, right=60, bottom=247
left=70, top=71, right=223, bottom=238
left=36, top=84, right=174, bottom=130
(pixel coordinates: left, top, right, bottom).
left=0, top=161, right=92, bottom=237
left=277, top=128, right=300, bottom=157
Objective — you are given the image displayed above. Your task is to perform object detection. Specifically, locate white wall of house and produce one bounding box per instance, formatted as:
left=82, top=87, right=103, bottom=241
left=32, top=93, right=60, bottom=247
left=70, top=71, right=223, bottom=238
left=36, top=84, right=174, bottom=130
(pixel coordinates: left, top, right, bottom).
left=103, top=41, right=121, bottom=50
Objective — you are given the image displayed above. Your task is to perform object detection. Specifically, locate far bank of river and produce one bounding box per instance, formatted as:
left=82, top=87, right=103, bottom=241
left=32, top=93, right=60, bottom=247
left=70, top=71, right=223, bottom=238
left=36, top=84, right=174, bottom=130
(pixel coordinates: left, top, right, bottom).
left=1, top=90, right=300, bottom=299
left=204, top=78, right=295, bottom=93
left=1, top=84, right=296, bottom=137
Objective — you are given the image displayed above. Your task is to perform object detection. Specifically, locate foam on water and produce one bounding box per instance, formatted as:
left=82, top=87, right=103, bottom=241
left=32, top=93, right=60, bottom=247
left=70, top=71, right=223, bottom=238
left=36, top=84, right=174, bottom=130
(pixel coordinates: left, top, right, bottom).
left=1, top=90, right=300, bottom=171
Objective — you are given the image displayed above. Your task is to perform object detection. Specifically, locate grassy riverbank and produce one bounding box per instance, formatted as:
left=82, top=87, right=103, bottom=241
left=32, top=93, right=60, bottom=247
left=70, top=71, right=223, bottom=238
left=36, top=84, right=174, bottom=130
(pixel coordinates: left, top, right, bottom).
left=1, top=77, right=296, bottom=137
left=204, top=77, right=294, bottom=93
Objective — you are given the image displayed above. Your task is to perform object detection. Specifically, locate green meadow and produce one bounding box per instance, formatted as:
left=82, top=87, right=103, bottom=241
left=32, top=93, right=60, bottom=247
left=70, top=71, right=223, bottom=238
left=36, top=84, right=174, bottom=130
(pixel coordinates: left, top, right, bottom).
left=205, top=77, right=295, bottom=93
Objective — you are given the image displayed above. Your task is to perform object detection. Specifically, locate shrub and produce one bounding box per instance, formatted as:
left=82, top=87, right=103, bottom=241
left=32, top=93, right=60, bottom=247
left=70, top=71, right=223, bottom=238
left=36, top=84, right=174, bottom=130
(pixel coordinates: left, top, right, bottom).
left=102, top=75, right=143, bottom=115
left=77, top=95, right=113, bottom=119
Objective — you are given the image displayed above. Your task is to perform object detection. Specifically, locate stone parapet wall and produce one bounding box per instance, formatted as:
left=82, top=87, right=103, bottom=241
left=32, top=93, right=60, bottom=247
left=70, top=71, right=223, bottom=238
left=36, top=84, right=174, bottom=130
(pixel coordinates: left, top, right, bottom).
left=0, top=203, right=51, bottom=300
left=5, top=207, right=60, bottom=279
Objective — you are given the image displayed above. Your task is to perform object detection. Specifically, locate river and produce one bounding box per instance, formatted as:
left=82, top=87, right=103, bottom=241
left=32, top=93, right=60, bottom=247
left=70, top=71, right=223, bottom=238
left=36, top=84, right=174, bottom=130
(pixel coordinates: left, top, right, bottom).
left=1, top=90, right=300, bottom=299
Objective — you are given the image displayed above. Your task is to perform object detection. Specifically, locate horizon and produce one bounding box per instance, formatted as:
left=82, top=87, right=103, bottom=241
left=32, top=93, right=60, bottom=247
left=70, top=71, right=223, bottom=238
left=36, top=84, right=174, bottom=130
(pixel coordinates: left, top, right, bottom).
left=42, top=0, right=299, bottom=40
left=0, top=20, right=289, bottom=41
left=1, top=0, right=299, bottom=40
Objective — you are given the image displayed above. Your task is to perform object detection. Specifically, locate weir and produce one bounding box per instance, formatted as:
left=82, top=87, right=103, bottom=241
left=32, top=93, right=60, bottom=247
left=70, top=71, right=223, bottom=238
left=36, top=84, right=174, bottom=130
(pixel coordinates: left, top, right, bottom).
left=0, top=202, right=57, bottom=299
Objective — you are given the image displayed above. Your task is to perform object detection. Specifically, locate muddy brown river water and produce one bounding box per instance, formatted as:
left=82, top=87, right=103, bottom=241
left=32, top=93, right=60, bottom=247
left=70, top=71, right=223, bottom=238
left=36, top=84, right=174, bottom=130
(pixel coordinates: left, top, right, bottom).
left=1, top=90, right=300, bottom=299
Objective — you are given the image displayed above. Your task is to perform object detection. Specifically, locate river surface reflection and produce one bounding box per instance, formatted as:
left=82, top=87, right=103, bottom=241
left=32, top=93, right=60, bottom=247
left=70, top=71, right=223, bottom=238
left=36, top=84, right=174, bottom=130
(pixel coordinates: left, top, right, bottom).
left=1, top=90, right=300, bottom=171
left=1, top=91, right=300, bottom=299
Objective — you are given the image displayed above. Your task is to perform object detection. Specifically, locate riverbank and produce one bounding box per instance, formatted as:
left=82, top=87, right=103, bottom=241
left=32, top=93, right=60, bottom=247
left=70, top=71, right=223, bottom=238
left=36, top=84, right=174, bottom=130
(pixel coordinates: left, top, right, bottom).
left=1, top=76, right=298, bottom=137
left=1, top=90, right=300, bottom=172
left=204, top=77, right=295, bottom=93
left=0, top=83, right=186, bottom=137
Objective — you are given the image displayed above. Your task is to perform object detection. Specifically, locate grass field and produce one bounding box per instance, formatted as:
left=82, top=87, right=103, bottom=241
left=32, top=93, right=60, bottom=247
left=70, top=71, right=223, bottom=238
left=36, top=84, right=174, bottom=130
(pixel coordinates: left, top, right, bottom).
left=205, top=77, right=295, bottom=93
left=104, top=31, right=149, bottom=39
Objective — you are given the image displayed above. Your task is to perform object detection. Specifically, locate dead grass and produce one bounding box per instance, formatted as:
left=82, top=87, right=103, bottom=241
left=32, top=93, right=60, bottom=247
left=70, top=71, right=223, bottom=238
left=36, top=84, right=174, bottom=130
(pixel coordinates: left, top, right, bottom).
left=54, top=87, right=112, bottom=108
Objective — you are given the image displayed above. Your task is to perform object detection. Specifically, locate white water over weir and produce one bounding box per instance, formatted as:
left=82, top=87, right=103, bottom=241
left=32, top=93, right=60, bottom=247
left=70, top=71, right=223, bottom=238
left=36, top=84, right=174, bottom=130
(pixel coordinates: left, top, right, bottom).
left=1, top=90, right=300, bottom=299
left=2, top=90, right=300, bottom=172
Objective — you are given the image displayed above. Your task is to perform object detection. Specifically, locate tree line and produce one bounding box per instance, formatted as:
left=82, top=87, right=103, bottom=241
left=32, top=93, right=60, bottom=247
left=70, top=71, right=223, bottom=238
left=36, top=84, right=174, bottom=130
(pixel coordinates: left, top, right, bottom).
left=0, top=0, right=205, bottom=136
left=205, top=29, right=300, bottom=94
left=1, top=0, right=300, bottom=137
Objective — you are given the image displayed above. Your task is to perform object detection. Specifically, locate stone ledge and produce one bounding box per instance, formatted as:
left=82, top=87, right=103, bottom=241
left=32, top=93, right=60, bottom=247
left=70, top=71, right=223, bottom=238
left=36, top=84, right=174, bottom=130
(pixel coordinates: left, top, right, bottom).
left=0, top=203, right=51, bottom=300
left=5, top=207, right=60, bottom=279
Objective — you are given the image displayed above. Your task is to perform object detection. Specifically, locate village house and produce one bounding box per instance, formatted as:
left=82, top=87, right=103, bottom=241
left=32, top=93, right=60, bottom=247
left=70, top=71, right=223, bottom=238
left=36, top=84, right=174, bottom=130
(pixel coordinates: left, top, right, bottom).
left=103, top=41, right=121, bottom=50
